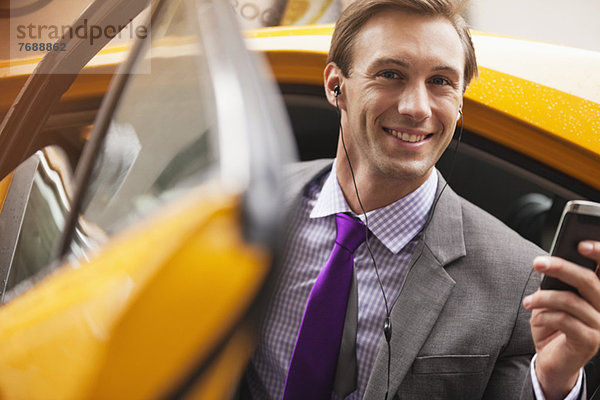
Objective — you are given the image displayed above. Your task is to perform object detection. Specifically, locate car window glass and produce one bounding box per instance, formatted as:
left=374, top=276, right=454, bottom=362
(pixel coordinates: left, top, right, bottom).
left=68, top=0, right=219, bottom=262
left=0, top=7, right=151, bottom=300
left=0, top=146, right=77, bottom=300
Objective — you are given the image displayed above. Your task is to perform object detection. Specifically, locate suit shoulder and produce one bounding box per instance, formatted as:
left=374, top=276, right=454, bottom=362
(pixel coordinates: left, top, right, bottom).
left=282, top=159, right=333, bottom=208
left=459, top=197, right=545, bottom=262
left=283, top=159, right=332, bottom=180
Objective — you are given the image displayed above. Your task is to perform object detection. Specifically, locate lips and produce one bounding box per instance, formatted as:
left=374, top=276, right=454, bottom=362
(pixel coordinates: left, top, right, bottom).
left=384, top=128, right=432, bottom=143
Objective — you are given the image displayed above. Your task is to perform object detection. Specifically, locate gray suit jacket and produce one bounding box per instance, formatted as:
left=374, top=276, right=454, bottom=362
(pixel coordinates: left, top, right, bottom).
left=282, top=159, right=545, bottom=400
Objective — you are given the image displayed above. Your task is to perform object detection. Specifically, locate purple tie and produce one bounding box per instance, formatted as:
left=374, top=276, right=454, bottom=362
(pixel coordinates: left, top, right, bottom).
left=282, top=213, right=366, bottom=400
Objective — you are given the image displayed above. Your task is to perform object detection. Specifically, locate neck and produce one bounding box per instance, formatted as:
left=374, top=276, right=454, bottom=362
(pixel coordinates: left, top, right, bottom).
left=335, top=158, right=431, bottom=214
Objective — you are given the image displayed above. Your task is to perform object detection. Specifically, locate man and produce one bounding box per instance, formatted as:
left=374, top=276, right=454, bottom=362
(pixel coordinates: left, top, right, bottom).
left=243, top=0, right=600, bottom=398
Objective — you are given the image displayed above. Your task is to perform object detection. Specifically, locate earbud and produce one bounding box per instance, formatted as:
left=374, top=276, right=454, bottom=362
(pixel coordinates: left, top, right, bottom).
left=333, top=85, right=341, bottom=97
left=458, top=107, right=462, bottom=117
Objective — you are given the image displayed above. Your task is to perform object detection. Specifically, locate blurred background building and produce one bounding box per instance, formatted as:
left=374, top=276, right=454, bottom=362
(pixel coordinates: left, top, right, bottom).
left=232, top=0, right=600, bottom=53
left=466, top=0, right=600, bottom=52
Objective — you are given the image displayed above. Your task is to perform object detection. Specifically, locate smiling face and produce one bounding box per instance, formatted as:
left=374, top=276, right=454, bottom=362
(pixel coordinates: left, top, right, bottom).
left=328, top=10, right=465, bottom=203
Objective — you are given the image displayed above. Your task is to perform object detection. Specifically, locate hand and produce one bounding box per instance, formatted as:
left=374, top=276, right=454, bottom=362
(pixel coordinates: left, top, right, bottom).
left=523, top=241, right=600, bottom=400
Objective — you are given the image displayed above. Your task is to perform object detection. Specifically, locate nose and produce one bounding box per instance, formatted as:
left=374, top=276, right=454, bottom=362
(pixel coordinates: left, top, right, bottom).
left=397, top=82, right=432, bottom=122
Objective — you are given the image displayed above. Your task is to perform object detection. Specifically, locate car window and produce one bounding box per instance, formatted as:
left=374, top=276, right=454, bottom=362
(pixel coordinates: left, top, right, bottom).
left=77, top=7, right=219, bottom=238
left=0, top=7, right=150, bottom=300
left=2, top=0, right=294, bottom=301
left=0, top=146, right=77, bottom=300
left=54, top=0, right=293, bottom=265
left=1, top=0, right=220, bottom=294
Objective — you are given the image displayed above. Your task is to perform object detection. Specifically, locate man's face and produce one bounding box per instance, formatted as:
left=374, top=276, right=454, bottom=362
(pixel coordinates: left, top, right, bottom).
left=338, top=10, right=465, bottom=189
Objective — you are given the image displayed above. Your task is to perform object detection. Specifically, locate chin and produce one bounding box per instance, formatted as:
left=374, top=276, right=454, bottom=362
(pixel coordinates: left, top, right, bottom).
left=378, top=162, right=433, bottom=185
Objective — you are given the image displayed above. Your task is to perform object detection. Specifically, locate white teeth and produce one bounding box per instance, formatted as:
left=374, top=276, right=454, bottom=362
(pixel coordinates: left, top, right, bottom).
left=387, top=129, right=427, bottom=143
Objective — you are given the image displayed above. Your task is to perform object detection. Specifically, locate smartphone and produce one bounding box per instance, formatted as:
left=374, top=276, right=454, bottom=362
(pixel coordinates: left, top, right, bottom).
left=540, top=200, right=600, bottom=293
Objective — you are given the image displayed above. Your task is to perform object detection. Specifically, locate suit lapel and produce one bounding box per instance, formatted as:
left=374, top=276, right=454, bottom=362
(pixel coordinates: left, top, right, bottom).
left=363, top=173, right=467, bottom=399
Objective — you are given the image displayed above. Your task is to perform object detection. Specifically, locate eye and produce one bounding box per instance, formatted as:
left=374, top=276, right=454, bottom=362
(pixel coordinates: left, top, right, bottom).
left=379, top=70, right=400, bottom=80
left=429, top=76, right=452, bottom=86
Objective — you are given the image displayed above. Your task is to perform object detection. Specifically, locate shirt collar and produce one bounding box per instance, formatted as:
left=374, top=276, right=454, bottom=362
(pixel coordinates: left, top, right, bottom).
left=310, top=160, right=438, bottom=254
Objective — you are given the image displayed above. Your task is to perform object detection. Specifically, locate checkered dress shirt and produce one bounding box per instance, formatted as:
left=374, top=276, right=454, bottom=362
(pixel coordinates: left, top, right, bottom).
left=247, top=161, right=437, bottom=399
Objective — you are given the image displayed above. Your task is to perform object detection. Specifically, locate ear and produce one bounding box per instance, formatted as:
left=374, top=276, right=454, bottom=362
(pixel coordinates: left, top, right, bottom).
left=324, top=62, right=344, bottom=108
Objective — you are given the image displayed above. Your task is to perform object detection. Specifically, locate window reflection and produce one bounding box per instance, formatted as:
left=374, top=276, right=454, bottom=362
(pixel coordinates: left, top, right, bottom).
left=0, top=146, right=81, bottom=300
left=73, top=0, right=219, bottom=254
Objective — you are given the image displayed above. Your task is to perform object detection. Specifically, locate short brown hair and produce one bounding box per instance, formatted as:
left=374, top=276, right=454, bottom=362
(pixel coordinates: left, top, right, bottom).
left=328, top=0, right=478, bottom=90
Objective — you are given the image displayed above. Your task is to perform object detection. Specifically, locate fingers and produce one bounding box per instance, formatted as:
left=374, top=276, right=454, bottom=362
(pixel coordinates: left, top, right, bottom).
left=525, top=290, right=600, bottom=371
left=579, top=241, right=600, bottom=269
left=526, top=241, right=600, bottom=395
left=524, top=289, right=600, bottom=332
left=532, top=252, right=600, bottom=308
left=529, top=307, right=600, bottom=355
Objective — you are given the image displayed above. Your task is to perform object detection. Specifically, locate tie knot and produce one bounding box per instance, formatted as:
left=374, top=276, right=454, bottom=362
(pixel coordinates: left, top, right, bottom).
left=335, top=213, right=366, bottom=253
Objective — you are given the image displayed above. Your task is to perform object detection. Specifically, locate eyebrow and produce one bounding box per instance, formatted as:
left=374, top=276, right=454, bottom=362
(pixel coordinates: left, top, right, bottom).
left=431, top=64, right=462, bottom=77
left=369, top=57, right=462, bottom=77
left=369, top=57, right=409, bottom=70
